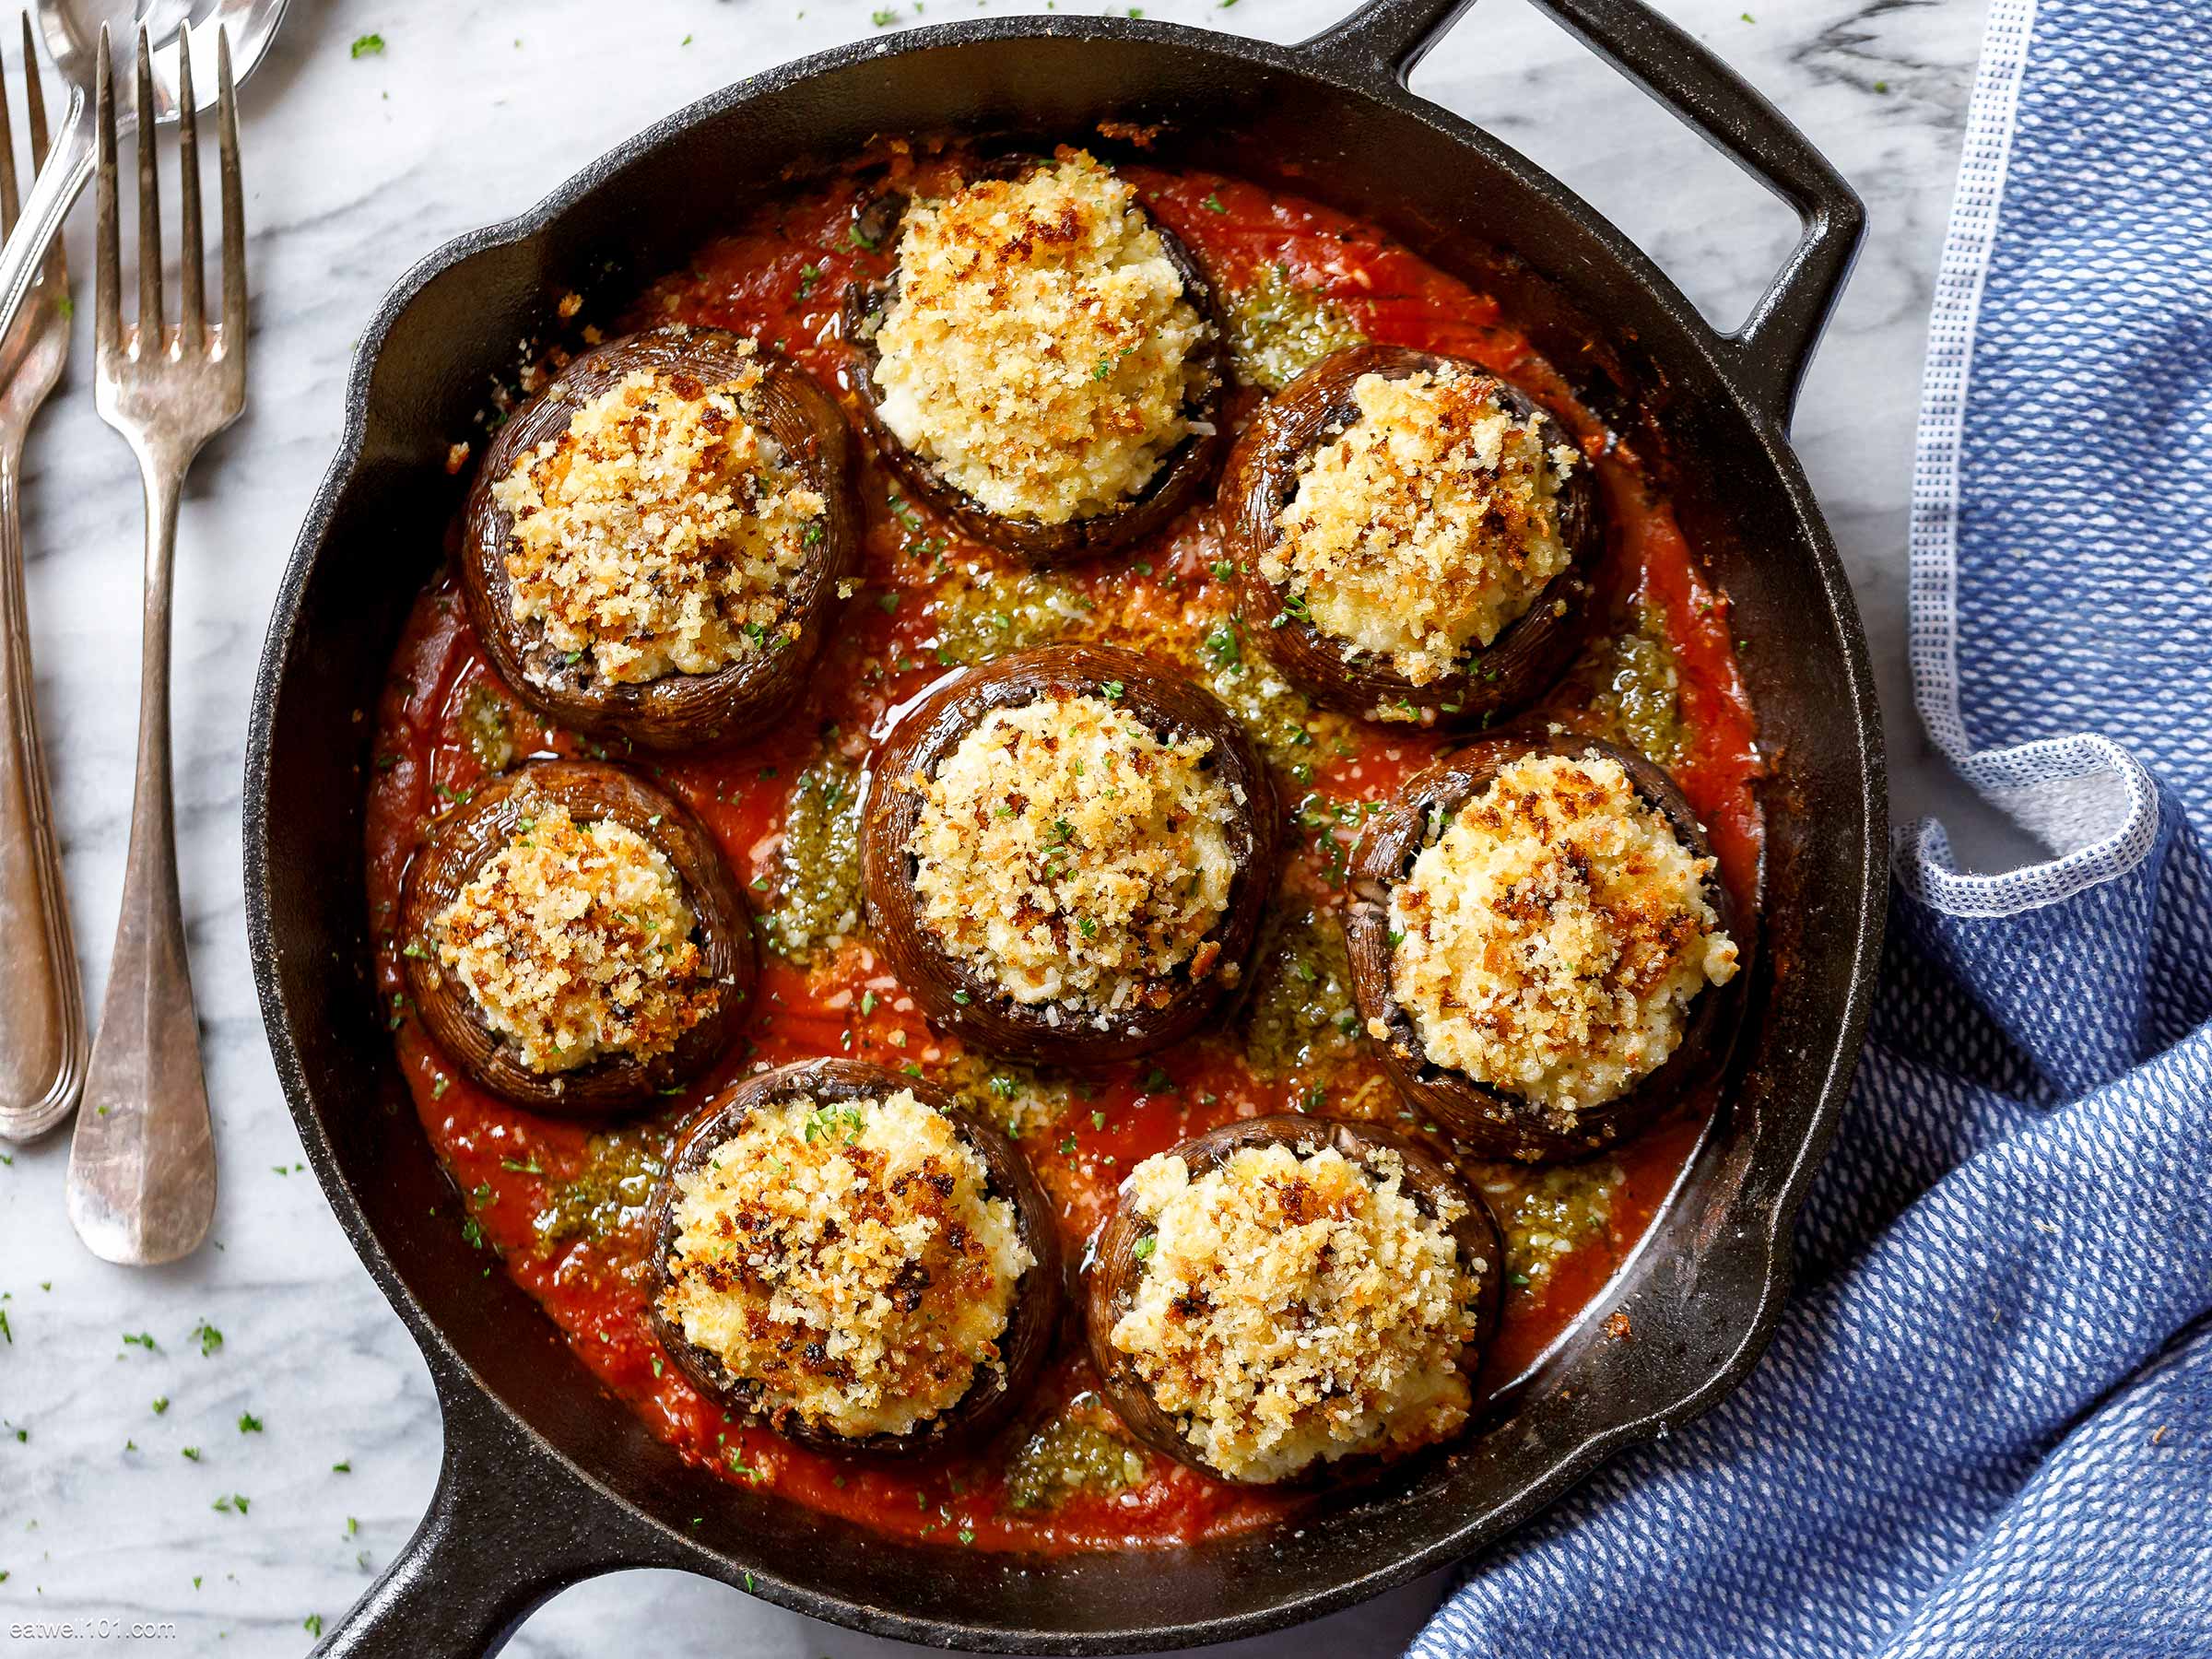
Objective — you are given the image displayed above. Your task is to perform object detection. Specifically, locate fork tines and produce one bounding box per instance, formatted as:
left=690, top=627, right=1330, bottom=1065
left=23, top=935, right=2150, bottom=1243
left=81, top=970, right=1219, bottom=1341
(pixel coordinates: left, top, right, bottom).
left=0, top=13, right=59, bottom=284
left=95, top=22, right=244, bottom=363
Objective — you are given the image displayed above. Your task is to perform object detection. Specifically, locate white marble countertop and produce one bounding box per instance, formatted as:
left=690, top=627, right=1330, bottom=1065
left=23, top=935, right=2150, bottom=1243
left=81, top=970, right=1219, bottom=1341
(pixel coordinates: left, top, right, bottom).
left=0, top=0, right=2003, bottom=1653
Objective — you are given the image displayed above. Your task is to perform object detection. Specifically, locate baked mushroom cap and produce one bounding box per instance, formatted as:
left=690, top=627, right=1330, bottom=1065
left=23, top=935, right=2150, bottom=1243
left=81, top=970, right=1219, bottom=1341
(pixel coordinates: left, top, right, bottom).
left=843, top=150, right=1228, bottom=565
left=1085, top=1114, right=1503, bottom=1488
left=398, top=759, right=757, bottom=1116
left=860, top=643, right=1280, bottom=1065
left=646, top=1058, right=1063, bottom=1456
left=1221, top=344, right=1601, bottom=724
left=1346, top=730, right=1748, bottom=1161
left=460, top=326, right=859, bottom=752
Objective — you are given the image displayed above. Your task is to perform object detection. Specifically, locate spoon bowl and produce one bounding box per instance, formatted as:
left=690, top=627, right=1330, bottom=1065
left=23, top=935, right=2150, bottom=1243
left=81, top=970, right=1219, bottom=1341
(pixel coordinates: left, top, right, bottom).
left=37, top=0, right=285, bottom=122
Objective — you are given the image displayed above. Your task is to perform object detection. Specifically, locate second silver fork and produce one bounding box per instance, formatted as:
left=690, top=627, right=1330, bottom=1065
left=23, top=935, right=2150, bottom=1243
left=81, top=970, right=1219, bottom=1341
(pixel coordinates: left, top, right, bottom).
left=66, top=23, right=243, bottom=1265
left=0, top=12, right=83, bottom=1144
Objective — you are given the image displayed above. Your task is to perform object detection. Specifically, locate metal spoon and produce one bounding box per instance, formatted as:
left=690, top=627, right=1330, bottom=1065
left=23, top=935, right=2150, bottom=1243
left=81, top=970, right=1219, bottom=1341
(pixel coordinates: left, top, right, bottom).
left=0, top=0, right=285, bottom=358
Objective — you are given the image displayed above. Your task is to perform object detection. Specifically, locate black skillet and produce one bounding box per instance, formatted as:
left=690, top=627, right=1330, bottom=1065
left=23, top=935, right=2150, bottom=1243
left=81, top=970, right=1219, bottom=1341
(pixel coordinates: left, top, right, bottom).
left=245, top=0, right=1886, bottom=1651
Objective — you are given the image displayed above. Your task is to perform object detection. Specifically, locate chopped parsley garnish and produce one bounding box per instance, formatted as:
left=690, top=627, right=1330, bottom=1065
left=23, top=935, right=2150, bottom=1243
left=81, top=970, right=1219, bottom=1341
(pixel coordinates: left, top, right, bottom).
left=349, top=33, right=385, bottom=58
left=803, top=1103, right=868, bottom=1144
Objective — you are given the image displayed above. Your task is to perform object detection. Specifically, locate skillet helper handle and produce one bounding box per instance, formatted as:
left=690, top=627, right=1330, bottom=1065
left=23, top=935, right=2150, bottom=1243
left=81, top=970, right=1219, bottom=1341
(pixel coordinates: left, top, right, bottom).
left=1305, top=0, right=1865, bottom=425
left=314, top=1382, right=649, bottom=1659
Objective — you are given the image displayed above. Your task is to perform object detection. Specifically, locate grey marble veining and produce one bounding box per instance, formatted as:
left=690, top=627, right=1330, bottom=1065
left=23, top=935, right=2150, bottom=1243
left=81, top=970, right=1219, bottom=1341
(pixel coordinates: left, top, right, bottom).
left=0, top=0, right=1998, bottom=1653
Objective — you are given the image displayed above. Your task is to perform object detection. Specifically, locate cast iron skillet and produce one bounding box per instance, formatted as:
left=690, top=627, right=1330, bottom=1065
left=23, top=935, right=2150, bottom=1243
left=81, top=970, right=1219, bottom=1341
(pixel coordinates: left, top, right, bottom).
left=245, top=0, right=1885, bottom=1652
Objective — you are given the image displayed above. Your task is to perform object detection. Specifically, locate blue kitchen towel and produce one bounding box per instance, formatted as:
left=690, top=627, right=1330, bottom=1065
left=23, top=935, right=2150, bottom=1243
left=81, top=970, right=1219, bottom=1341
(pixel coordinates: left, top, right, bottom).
left=1411, top=2, right=2212, bottom=1654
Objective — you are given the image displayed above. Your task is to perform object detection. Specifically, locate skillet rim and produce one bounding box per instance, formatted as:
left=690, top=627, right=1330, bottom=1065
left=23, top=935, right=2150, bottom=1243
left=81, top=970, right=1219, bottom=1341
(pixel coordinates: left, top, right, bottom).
left=244, top=11, right=1887, bottom=1653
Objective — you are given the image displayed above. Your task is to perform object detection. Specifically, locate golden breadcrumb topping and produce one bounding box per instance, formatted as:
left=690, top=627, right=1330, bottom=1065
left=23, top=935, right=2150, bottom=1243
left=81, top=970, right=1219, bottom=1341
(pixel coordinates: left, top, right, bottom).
left=1386, top=750, right=1738, bottom=1121
left=1265, top=368, right=1580, bottom=685
left=429, top=802, right=717, bottom=1074
left=1108, top=1143, right=1485, bottom=1483
left=869, top=149, right=1213, bottom=525
left=490, top=351, right=827, bottom=684
left=658, top=1091, right=1033, bottom=1439
left=906, top=692, right=1240, bottom=1016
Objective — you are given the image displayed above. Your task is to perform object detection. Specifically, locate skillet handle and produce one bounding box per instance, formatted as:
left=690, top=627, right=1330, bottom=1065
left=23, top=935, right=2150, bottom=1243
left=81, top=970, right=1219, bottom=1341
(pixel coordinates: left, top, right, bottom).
left=312, top=1379, right=653, bottom=1658
left=1302, top=0, right=1865, bottom=425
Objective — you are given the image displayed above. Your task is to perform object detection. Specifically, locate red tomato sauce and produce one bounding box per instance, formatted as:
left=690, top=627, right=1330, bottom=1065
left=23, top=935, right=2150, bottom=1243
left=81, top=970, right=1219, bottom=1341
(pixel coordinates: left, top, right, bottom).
left=362, top=148, right=1761, bottom=1556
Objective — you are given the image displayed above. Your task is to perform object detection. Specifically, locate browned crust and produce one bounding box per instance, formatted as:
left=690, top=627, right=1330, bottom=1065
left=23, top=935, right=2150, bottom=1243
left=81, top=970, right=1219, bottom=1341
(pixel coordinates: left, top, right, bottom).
left=644, top=1057, right=1064, bottom=1457
left=858, top=643, right=1281, bottom=1065
left=1083, top=1113, right=1503, bottom=1489
left=397, top=759, right=759, bottom=1117
left=459, top=327, right=860, bottom=752
left=1345, top=730, right=1749, bottom=1161
left=841, top=161, right=1228, bottom=566
left=1219, top=344, right=1601, bottom=724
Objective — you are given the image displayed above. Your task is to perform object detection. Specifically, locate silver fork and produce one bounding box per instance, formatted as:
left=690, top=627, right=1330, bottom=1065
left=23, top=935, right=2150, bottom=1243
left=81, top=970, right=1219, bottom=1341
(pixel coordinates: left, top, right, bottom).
left=65, top=22, right=241, bottom=1265
left=0, top=12, right=83, bottom=1146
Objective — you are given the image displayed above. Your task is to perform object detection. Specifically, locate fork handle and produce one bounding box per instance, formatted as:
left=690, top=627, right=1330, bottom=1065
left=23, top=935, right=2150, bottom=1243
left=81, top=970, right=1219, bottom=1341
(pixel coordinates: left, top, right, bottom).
left=67, top=462, right=215, bottom=1265
left=0, top=90, right=91, bottom=358
left=0, top=429, right=85, bottom=1141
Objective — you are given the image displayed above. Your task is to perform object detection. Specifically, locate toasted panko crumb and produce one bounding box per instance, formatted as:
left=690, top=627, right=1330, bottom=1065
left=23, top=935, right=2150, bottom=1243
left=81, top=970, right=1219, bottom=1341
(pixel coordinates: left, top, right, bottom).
left=658, top=1091, right=1033, bottom=1439
left=1388, top=750, right=1737, bottom=1122
left=1108, top=1143, right=1485, bottom=1483
left=907, top=692, right=1240, bottom=1016
left=1265, top=368, right=1579, bottom=685
left=430, top=802, right=716, bottom=1074
left=869, top=149, right=1212, bottom=525
left=490, top=353, right=826, bottom=685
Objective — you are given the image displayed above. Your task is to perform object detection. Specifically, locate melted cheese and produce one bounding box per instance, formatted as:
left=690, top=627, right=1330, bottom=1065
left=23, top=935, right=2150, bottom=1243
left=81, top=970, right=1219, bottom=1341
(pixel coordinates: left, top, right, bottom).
left=1385, top=749, right=1738, bottom=1121
left=429, top=801, right=716, bottom=1074
left=1107, top=1143, right=1485, bottom=1483
left=1265, top=368, right=1579, bottom=685
left=657, top=1091, right=1033, bottom=1439
left=868, top=150, right=1212, bottom=525
left=906, top=691, right=1240, bottom=1016
left=489, top=350, right=826, bottom=685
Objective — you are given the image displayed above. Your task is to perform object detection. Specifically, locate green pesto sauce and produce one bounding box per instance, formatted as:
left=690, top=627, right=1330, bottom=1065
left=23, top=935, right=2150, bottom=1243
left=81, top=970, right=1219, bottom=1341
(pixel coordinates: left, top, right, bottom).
left=928, top=562, right=1097, bottom=668
left=763, top=752, right=865, bottom=961
left=459, top=680, right=520, bottom=774
left=1003, top=1397, right=1151, bottom=1512
left=1241, top=906, right=1364, bottom=1089
left=1195, top=618, right=1340, bottom=781
left=1493, top=1159, right=1622, bottom=1290
left=1579, top=604, right=1688, bottom=768
left=529, top=1124, right=669, bottom=1255
left=1222, top=263, right=1366, bottom=392
left=935, top=1050, right=1074, bottom=1145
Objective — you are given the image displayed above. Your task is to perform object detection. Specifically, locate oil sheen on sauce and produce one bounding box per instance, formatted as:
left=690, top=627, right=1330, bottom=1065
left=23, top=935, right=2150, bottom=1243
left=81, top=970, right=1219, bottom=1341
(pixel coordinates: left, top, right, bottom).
left=362, top=150, right=1762, bottom=1555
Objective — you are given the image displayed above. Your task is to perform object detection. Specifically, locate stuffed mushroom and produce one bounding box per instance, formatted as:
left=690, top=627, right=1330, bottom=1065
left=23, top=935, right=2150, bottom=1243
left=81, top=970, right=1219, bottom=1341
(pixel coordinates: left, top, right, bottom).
left=1346, top=730, right=1747, bottom=1160
left=1221, top=344, right=1599, bottom=724
left=1086, top=1114, right=1502, bottom=1488
left=843, top=148, right=1227, bottom=564
left=461, top=326, right=859, bottom=751
left=860, top=644, right=1278, bottom=1065
left=398, top=760, right=757, bottom=1115
left=647, top=1058, right=1062, bottom=1455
